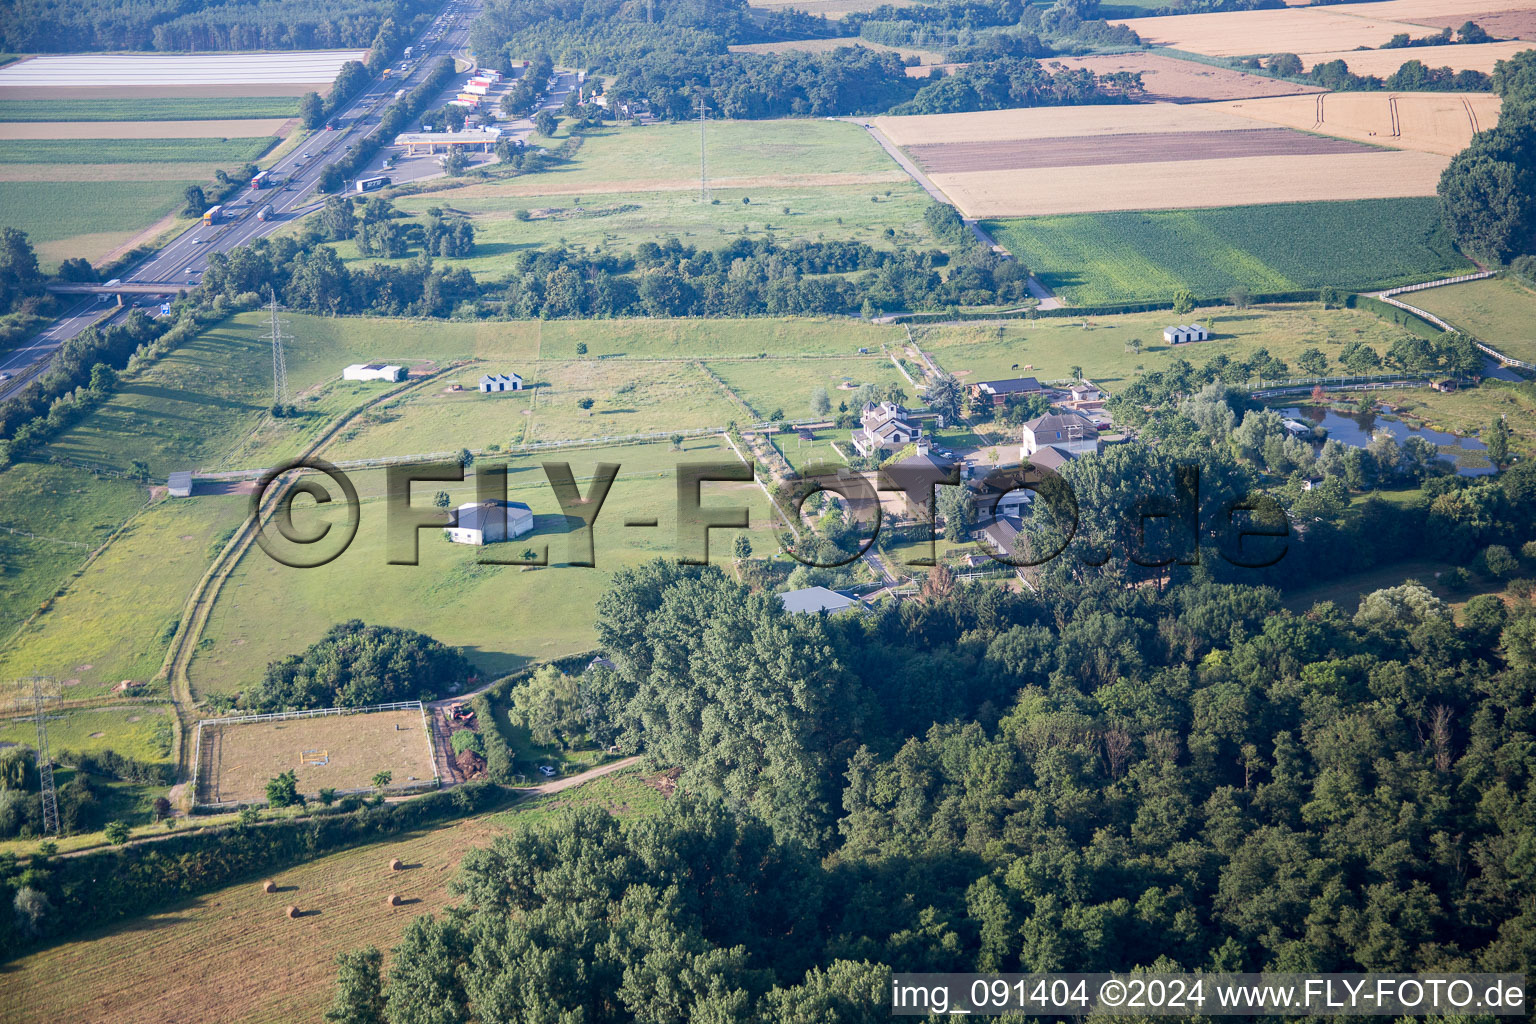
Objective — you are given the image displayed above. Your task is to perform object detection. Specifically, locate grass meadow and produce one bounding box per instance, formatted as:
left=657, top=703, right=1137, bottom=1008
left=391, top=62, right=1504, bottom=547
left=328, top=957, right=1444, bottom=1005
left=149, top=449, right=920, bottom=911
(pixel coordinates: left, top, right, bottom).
left=705, top=355, right=907, bottom=421
left=0, top=135, right=279, bottom=165
left=0, top=96, right=301, bottom=122
left=1409, top=275, right=1536, bottom=364
left=0, top=179, right=200, bottom=266
left=0, top=705, right=172, bottom=763
left=918, top=303, right=1428, bottom=389
left=337, top=182, right=936, bottom=274
left=983, top=198, right=1473, bottom=305
left=191, top=439, right=783, bottom=697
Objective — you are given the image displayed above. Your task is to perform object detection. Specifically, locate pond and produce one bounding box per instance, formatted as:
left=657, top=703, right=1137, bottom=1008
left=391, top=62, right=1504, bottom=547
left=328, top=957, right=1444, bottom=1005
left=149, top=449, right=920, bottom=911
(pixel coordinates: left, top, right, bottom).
left=1275, top=404, right=1495, bottom=477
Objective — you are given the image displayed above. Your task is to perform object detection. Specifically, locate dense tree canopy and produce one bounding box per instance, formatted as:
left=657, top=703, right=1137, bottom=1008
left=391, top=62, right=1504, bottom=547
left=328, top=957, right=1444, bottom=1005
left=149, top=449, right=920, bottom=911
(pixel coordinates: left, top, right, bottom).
left=242, top=620, right=473, bottom=711
left=1439, top=50, right=1536, bottom=263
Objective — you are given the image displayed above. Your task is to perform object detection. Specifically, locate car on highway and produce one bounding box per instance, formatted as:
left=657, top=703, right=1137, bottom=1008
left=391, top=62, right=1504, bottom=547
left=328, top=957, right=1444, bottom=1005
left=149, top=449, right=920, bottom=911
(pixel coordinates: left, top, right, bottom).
left=0, top=373, right=12, bottom=383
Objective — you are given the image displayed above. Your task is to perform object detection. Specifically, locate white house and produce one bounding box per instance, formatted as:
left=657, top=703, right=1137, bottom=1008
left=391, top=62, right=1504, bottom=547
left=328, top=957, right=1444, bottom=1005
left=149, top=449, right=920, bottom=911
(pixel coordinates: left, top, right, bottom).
left=479, top=372, right=524, bottom=393
left=446, top=500, right=534, bottom=545
left=344, top=363, right=407, bottom=382
left=1163, top=324, right=1209, bottom=345
left=1021, top=411, right=1099, bottom=458
left=850, top=401, right=924, bottom=457
left=779, top=586, right=860, bottom=615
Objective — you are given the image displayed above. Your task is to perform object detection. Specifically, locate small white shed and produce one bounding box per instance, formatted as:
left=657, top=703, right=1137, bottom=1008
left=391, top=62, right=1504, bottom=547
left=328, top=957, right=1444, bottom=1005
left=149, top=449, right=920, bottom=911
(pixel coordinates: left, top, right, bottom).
left=479, top=373, right=524, bottom=392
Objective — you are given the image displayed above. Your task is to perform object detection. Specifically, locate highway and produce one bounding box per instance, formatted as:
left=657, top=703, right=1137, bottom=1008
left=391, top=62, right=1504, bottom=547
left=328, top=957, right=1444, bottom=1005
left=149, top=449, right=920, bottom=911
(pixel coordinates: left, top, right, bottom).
left=0, top=0, right=478, bottom=402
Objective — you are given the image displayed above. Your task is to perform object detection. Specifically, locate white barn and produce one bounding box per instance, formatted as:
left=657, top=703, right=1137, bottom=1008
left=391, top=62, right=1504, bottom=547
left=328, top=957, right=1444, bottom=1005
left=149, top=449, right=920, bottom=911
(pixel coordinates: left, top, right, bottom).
left=1163, top=324, right=1209, bottom=345
left=167, top=471, right=193, bottom=498
left=446, top=500, right=534, bottom=545
left=344, top=363, right=406, bottom=382
left=479, top=373, right=524, bottom=392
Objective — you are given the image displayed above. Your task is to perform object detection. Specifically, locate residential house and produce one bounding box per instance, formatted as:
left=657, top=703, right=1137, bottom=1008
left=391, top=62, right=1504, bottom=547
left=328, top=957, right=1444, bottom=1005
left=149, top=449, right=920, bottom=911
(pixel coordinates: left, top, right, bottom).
left=479, top=372, right=524, bottom=392
left=967, top=376, right=1041, bottom=409
left=446, top=500, right=535, bottom=545
left=850, top=401, right=924, bottom=457
left=344, top=363, right=407, bottom=382
left=886, top=450, right=957, bottom=515
left=1162, top=324, right=1209, bottom=345
left=1021, top=411, right=1099, bottom=458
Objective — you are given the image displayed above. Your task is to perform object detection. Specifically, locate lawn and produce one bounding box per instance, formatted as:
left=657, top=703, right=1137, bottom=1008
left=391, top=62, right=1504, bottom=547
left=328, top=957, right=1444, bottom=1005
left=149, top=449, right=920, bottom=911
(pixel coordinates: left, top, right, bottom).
left=0, top=767, right=663, bottom=1024
left=1409, top=275, right=1536, bottom=365
left=982, top=198, right=1474, bottom=306
left=0, top=179, right=200, bottom=266
left=0, top=493, right=249, bottom=699
left=0, top=96, right=301, bottom=122
left=335, top=181, right=936, bottom=274
left=918, top=302, right=1416, bottom=390
left=191, top=439, right=783, bottom=697
left=0, top=705, right=172, bottom=764
left=0, top=135, right=278, bottom=164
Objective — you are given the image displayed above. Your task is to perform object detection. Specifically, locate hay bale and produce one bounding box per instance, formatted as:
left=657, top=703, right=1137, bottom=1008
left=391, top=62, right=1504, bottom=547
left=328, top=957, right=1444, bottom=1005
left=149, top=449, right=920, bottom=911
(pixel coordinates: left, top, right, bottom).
left=286, top=905, right=300, bottom=919
left=389, top=858, right=403, bottom=871
left=387, top=893, right=403, bottom=907
left=262, top=880, right=277, bottom=894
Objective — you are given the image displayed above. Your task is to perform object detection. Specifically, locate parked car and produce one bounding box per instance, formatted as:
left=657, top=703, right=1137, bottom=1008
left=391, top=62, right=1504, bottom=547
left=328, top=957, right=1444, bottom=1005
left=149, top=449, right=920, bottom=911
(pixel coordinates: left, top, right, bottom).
left=538, top=765, right=557, bottom=777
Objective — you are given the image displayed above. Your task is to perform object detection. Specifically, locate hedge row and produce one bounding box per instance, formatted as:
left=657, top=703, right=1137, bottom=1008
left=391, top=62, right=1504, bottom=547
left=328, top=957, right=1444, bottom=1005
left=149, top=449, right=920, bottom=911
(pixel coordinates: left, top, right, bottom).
left=892, top=288, right=1354, bottom=325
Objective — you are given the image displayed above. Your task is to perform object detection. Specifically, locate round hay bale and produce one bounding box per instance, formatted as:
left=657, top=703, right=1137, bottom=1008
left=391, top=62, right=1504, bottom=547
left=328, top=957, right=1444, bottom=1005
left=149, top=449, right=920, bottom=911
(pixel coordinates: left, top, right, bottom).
left=387, top=893, right=403, bottom=907
left=286, top=905, right=300, bottom=919
left=262, top=880, right=277, bottom=894
left=389, top=858, right=403, bottom=871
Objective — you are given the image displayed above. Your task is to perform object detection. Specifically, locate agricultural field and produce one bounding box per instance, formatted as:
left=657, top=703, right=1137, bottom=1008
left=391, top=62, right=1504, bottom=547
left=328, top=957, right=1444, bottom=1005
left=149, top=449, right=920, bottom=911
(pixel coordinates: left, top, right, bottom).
left=0, top=51, right=367, bottom=88
left=0, top=179, right=203, bottom=267
left=1415, top=9, right=1536, bottom=39
left=1296, top=40, right=1533, bottom=76
left=190, top=439, right=784, bottom=696
left=348, top=181, right=937, bottom=274
left=1046, top=52, right=1324, bottom=103
left=917, top=303, right=1432, bottom=390
left=0, top=767, right=663, bottom=1024
left=743, top=0, right=919, bottom=15
left=1113, top=7, right=1443, bottom=57
left=0, top=96, right=301, bottom=121
left=0, top=135, right=278, bottom=164
left=421, top=119, right=907, bottom=197
left=982, top=198, right=1472, bottom=305
left=195, top=707, right=435, bottom=805
left=1409, top=275, right=1536, bottom=363
left=872, top=102, right=1264, bottom=146
left=0, top=705, right=172, bottom=764
left=1217, top=91, right=1502, bottom=156
left=0, top=493, right=248, bottom=699
left=1334, top=0, right=1536, bottom=22
left=728, top=37, right=946, bottom=65
left=0, top=119, right=293, bottom=140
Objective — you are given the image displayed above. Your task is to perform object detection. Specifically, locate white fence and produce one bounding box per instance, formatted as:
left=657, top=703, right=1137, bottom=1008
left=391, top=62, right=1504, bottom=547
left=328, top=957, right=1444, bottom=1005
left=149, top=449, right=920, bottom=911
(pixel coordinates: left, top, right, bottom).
left=1380, top=271, right=1495, bottom=298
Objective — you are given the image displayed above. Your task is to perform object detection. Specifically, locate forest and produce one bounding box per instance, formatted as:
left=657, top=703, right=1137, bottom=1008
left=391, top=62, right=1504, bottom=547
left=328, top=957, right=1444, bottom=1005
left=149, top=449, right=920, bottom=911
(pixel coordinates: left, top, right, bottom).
left=1439, top=51, right=1536, bottom=264
left=0, top=0, right=436, bottom=52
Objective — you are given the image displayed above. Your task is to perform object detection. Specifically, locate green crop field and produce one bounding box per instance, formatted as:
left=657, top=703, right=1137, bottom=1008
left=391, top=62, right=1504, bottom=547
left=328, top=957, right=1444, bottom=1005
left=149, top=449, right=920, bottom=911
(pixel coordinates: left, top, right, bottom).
left=1409, top=276, right=1536, bottom=365
left=191, top=440, right=782, bottom=696
left=0, top=767, right=662, bottom=1024
left=0, top=179, right=199, bottom=266
left=0, top=705, right=172, bottom=764
left=982, top=199, right=1474, bottom=306
left=0, top=494, right=248, bottom=698
left=0, top=96, right=300, bottom=122
left=338, top=182, right=935, bottom=274
left=918, top=303, right=1420, bottom=389
left=0, top=135, right=278, bottom=165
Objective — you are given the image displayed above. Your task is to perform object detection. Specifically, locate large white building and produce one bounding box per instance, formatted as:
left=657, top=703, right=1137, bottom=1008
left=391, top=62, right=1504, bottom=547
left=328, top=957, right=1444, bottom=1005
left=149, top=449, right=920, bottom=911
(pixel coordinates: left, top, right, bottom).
left=850, top=401, right=924, bottom=457
left=1021, top=411, right=1099, bottom=458
left=344, top=363, right=406, bottom=382
left=446, top=500, right=535, bottom=545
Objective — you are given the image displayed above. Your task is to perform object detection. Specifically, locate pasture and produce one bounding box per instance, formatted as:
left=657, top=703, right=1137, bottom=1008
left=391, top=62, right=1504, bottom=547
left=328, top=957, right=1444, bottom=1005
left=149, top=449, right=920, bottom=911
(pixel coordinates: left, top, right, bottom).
left=917, top=303, right=1427, bottom=390
left=0, top=767, right=658, bottom=1024
left=0, top=96, right=301, bottom=122
left=0, top=135, right=278, bottom=164
left=0, top=492, right=248, bottom=699
left=1218, top=91, right=1502, bottom=156
left=362, top=181, right=937, bottom=272
left=0, top=705, right=172, bottom=764
left=704, top=355, right=908, bottom=421
left=190, top=440, right=782, bottom=696
left=982, top=198, right=1471, bottom=305
left=1409, top=275, right=1536, bottom=364
left=195, top=707, right=435, bottom=805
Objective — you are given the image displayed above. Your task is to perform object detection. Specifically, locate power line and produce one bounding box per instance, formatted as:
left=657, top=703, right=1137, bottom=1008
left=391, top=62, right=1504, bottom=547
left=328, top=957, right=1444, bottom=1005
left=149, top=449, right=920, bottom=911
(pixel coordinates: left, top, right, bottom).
left=26, top=677, right=58, bottom=835
left=267, top=289, right=290, bottom=409
left=698, top=93, right=708, bottom=202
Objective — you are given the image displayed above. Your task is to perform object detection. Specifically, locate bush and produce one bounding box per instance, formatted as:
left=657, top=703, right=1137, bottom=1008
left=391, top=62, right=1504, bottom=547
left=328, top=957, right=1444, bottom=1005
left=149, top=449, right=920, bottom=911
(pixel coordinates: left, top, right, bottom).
left=241, top=620, right=473, bottom=712
left=450, top=730, right=486, bottom=757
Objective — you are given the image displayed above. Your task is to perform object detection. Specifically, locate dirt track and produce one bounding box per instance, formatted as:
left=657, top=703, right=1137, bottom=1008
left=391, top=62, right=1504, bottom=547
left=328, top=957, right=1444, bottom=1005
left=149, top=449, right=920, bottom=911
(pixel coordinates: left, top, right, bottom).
left=907, top=127, right=1377, bottom=174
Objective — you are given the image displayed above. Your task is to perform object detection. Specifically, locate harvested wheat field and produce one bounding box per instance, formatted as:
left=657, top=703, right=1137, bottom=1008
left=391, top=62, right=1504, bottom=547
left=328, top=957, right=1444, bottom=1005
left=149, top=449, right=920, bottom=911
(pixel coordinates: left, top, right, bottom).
left=196, top=707, right=436, bottom=805
left=930, top=149, right=1450, bottom=218
left=0, top=118, right=293, bottom=140
left=872, top=101, right=1260, bottom=146
left=907, top=127, right=1374, bottom=174
left=1046, top=53, right=1323, bottom=102
left=1414, top=9, right=1536, bottom=39
left=747, top=0, right=917, bottom=14
left=1115, top=8, right=1437, bottom=57
left=1298, top=40, right=1534, bottom=76
left=1324, top=0, right=1536, bottom=22
left=729, top=37, right=946, bottom=65
left=1220, top=91, right=1503, bottom=155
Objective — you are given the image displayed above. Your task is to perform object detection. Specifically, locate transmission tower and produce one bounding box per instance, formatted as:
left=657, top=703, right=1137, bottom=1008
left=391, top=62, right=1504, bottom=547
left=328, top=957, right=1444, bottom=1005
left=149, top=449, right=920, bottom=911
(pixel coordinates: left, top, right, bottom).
left=267, top=289, right=290, bottom=409
left=24, top=677, right=59, bottom=834
left=697, top=93, right=708, bottom=202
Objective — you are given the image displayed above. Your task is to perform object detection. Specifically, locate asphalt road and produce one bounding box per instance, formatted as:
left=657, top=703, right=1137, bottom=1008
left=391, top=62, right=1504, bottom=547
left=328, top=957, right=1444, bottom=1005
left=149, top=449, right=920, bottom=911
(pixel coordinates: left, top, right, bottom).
left=0, top=0, right=478, bottom=403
